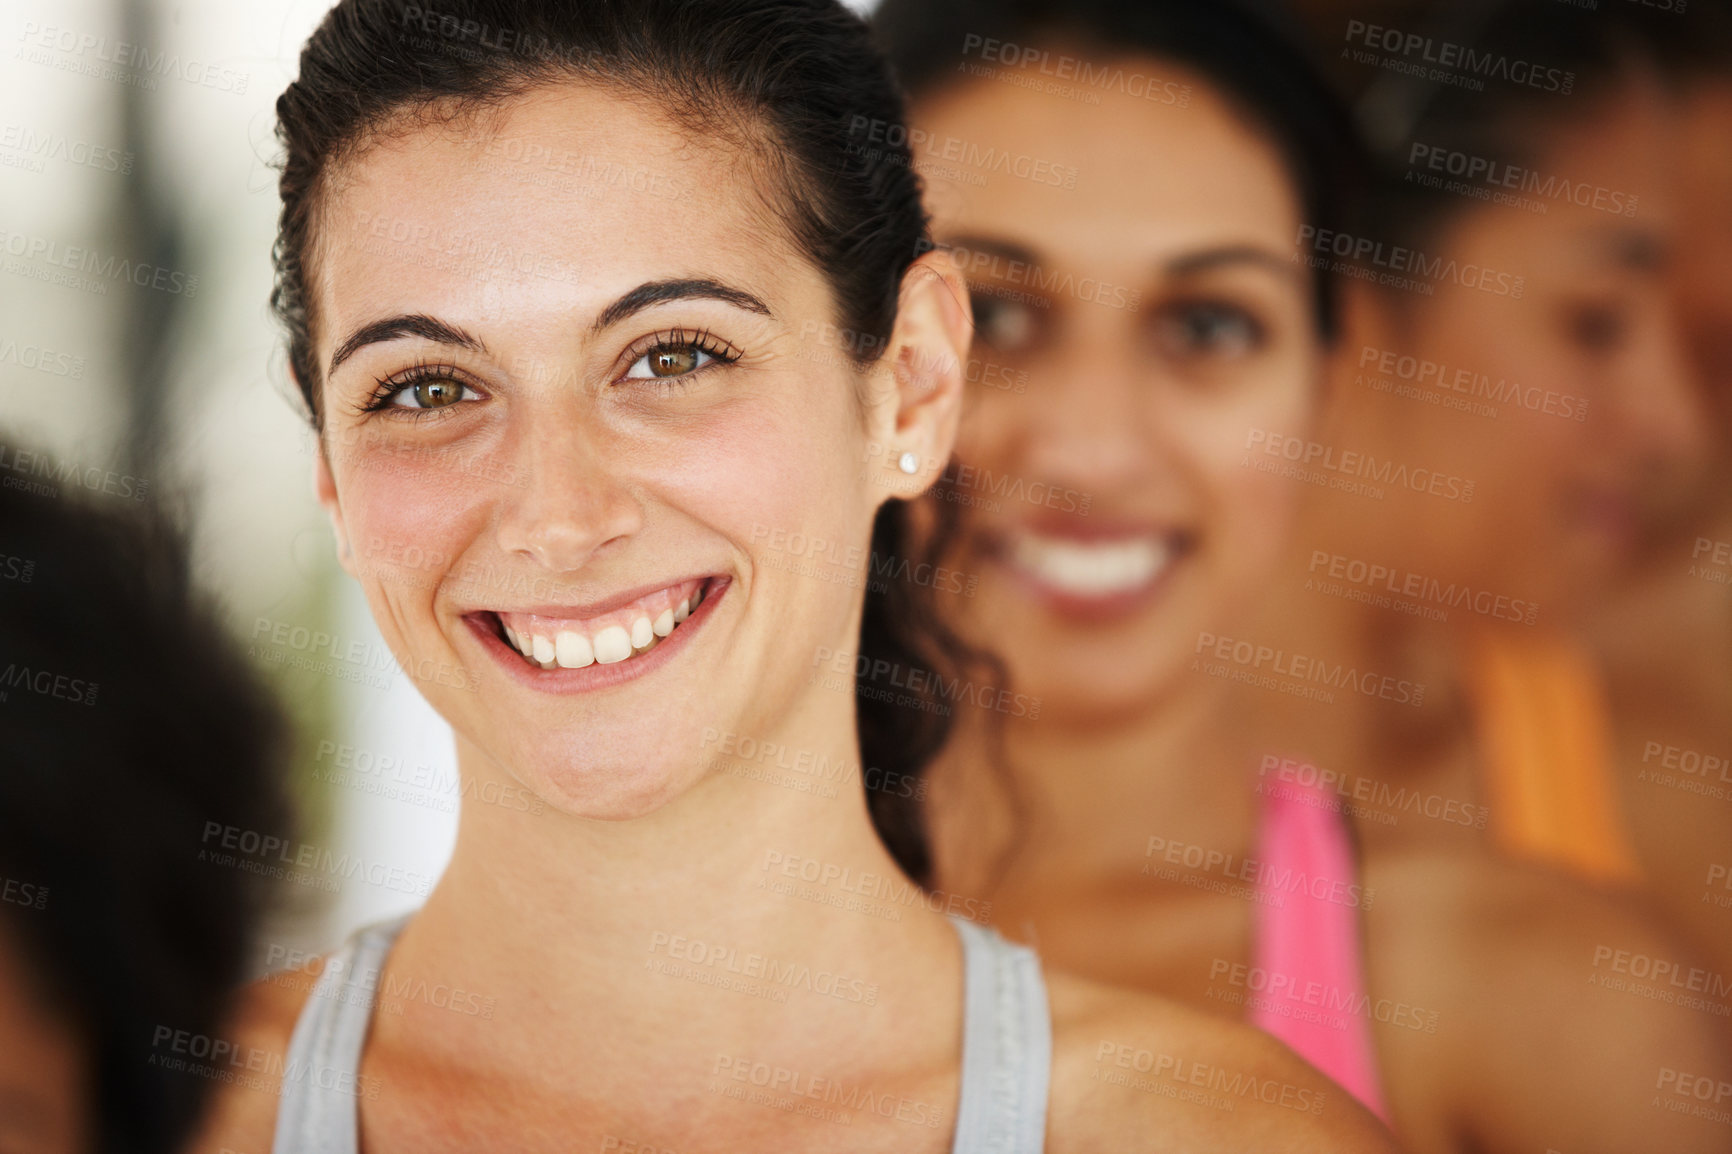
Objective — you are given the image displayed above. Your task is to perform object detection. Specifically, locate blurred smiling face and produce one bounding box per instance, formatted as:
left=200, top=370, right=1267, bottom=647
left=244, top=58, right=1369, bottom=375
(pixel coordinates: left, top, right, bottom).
left=1362, top=81, right=1706, bottom=615
left=909, top=59, right=1321, bottom=723
left=307, top=84, right=894, bottom=819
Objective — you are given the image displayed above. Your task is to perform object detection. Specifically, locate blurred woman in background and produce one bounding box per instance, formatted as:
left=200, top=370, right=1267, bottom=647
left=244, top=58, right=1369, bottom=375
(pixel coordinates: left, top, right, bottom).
left=875, top=0, right=1383, bottom=1104
left=1277, top=0, right=1713, bottom=886
left=876, top=0, right=1732, bottom=1150
left=1588, top=6, right=1732, bottom=977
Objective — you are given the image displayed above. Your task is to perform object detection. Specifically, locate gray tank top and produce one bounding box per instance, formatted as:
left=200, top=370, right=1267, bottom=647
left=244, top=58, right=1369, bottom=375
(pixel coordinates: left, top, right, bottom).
left=272, top=914, right=1050, bottom=1153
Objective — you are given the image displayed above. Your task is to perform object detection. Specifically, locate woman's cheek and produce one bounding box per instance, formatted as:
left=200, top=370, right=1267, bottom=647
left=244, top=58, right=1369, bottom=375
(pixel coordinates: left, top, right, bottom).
left=1193, top=367, right=1314, bottom=574
left=955, top=382, right=1028, bottom=459
left=341, top=449, right=494, bottom=603
left=638, top=396, right=865, bottom=573
left=1447, top=349, right=1583, bottom=525
left=1197, top=368, right=1312, bottom=482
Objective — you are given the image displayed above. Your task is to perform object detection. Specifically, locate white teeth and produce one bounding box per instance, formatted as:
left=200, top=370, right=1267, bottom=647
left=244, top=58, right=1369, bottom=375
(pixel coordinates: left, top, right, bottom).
left=592, top=625, right=633, bottom=664
left=502, top=582, right=709, bottom=670
left=556, top=630, right=594, bottom=669
left=1011, top=533, right=1171, bottom=597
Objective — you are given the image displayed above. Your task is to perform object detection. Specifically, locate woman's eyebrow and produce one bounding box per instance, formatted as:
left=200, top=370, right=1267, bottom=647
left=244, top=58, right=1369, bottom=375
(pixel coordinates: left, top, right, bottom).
left=940, top=234, right=1297, bottom=283
left=328, top=313, right=485, bottom=378
left=590, top=278, right=774, bottom=333
left=1164, top=244, right=1300, bottom=280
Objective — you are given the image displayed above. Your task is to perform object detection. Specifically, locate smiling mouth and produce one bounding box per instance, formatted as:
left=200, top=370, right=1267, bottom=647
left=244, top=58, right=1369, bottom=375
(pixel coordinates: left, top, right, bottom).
left=484, top=577, right=714, bottom=671
left=1002, top=528, right=1191, bottom=600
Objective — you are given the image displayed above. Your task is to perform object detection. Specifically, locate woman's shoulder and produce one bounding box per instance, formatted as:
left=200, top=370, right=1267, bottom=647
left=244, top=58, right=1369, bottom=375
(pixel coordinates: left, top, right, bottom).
left=1364, top=838, right=1711, bottom=1008
left=1363, top=842, right=1732, bottom=1154
left=1042, top=968, right=1399, bottom=1153
left=182, top=953, right=330, bottom=1154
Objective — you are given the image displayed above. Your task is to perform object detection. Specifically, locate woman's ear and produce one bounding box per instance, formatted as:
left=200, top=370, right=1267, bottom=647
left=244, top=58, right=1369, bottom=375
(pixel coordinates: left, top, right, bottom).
left=314, top=443, right=356, bottom=577
left=866, top=247, right=973, bottom=503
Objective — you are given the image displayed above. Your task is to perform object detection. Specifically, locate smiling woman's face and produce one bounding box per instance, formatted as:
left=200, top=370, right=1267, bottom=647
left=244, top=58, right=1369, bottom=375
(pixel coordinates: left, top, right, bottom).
left=308, top=84, right=908, bottom=818
left=1349, top=81, right=1706, bottom=617
left=910, top=60, right=1321, bottom=723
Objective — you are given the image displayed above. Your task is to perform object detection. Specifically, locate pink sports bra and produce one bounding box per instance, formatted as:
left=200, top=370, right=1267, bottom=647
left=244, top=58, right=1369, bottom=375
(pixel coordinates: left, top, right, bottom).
left=1248, top=775, right=1390, bottom=1123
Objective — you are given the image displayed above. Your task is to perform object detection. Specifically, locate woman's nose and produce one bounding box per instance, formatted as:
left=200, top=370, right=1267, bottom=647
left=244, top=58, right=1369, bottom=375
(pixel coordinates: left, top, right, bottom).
left=493, top=419, right=644, bottom=573
left=1613, top=310, right=1712, bottom=480
left=1014, top=338, right=1177, bottom=496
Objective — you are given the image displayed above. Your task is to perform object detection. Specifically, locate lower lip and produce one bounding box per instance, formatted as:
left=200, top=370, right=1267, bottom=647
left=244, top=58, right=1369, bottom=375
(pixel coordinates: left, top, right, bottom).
left=463, top=577, right=729, bottom=695
left=996, top=546, right=1184, bottom=623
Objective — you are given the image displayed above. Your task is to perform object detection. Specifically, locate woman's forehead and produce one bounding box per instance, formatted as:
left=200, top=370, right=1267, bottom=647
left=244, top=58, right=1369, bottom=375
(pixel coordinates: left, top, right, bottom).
left=310, top=85, right=810, bottom=349
left=914, top=74, right=1304, bottom=273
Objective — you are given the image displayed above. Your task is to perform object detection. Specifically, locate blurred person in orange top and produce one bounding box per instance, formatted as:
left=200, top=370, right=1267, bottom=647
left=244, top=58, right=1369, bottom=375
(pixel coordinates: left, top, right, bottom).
left=1242, top=2, right=1732, bottom=1144
left=1587, top=5, right=1732, bottom=977
left=1268, top=0, right=1715, bottom=886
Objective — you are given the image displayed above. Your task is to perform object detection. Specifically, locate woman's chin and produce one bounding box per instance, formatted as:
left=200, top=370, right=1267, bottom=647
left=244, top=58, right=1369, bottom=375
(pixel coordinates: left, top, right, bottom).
left=1031, top=670, right=1189, bottom=726
left=522, top=760, right=693, bottom=821
left=466, top=728, right=699, bottom=821
left=984, top=634, right=1177, bottom=722
left=987, top=615, right=1197, bottom=724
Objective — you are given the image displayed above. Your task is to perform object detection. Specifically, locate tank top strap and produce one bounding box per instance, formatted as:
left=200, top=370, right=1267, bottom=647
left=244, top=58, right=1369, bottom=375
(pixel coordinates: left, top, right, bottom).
left=272, top=914, right=411, bottom=1154
left=948, top=915, right=1052, bottom=1154
left=1249, top=776, right=1388, bottom=1121
left=273, top=912, right=1051, bottom=1152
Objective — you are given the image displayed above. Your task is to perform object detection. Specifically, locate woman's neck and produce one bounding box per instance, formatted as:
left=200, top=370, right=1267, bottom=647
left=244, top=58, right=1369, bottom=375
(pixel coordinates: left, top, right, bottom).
left=927, top=672, right=1261, bottom=905
left=386, top=699, right=962, bottom=1089
left=924, top=545, right=1475, bottom=913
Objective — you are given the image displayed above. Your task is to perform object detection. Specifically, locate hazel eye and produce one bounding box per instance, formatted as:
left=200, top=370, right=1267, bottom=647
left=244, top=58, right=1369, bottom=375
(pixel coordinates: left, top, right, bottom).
left=396, top=377, right=471, bottom=408
left=627, top=343, right=714, bottom=379
left=367, top=371, right=481, bottom=414
left=618, top=329, right=740, bottom=386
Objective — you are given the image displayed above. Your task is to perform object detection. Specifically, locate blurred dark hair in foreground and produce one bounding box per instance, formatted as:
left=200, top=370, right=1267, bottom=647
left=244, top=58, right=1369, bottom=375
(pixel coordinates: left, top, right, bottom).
left=0, top=441, right=290, bottom=1154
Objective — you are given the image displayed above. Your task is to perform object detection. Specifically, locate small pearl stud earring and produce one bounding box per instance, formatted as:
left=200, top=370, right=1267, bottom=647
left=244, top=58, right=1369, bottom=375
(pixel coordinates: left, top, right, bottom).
left=897, top=451, right=919, bottom=475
